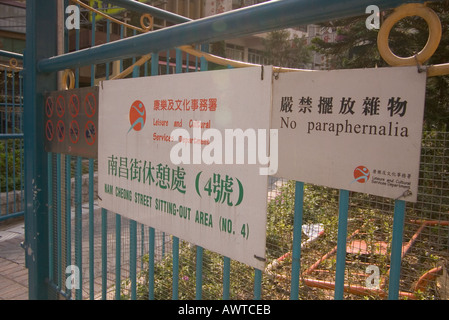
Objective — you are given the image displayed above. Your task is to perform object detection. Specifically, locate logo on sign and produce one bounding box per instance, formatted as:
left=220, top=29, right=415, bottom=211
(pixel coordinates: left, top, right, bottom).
left=352, top=165, right=370, bottom=183
left=128, top=100, right=146, bottom=133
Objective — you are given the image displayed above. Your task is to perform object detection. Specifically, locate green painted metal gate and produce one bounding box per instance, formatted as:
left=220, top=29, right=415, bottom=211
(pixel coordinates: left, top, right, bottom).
left=0, top=50, right=24, bottom=222
left=22, top=0, right=449, bottom=301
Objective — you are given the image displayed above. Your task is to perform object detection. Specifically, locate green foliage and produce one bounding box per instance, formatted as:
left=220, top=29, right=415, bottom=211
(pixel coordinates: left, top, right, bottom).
left=115, top=129, right=448, bottom=300
left=0, top=139, right=23, bottom=192
left=122, top=242, right=256, bottom=300
left=311, top=1, right=449, bottom=130
left=415, top=131, right=449, bottom=219
left=266, top=181, right=296, bottom=259
left=263, top=29, right=312, bottom=69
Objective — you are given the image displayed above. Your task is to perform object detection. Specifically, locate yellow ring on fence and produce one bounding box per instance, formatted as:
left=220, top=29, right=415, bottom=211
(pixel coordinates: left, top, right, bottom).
left=140, top=14, right=154, bottom=31
left=62, top=69, right=75, bottom=90
left=9, top=58, right=18, bottom=69
left=377, top=3, right=442, bottom=66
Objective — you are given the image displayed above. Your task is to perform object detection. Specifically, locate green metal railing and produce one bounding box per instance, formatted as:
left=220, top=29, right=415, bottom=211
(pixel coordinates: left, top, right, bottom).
left=23, top=0, right=448, bottom=301
left=0, top=50, right=24, bottom=222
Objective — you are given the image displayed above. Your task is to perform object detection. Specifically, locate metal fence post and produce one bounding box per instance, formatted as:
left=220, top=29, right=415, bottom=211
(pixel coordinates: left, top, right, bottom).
left=290, top=181, right=304, bottom=300
left=24, top=0, right=58, bottom=299
left=334, top=189, right=350, bottom=300
left=388, top=200, right=406, bottom=299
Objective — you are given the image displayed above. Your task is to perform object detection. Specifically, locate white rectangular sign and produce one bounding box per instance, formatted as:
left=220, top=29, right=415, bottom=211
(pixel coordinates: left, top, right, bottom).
left=98, top=67, right=273, bottom=269
left=272, top=66, right=427, bottom=202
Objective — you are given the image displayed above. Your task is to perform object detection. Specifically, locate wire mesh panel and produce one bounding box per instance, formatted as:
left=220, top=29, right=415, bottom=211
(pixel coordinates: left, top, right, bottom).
left=0, top=54, right=24, bottom=222
left=259, top=133, right=449, bottom=300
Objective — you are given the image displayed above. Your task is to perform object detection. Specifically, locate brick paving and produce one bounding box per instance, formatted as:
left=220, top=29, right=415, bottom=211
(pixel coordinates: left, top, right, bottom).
left=0, top=220, right=28, bottom=300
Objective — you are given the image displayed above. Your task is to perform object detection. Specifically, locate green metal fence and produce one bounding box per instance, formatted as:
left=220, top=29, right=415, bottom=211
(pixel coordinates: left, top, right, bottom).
left=23, top=0, right=448, bottom=301
left=0, top=50, right=24, bottom=222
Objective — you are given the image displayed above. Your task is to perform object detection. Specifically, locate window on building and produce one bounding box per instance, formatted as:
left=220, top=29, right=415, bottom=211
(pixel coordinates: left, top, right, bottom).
left=225, top=44, right=244, bottom=62
left=0, top=37, right=25, bottom=54
left=248, top=48, right=267, bottom=65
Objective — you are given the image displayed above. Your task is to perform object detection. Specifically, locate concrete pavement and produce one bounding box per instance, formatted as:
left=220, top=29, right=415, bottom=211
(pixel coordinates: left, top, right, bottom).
left=0, top=219, right=28, bottom=300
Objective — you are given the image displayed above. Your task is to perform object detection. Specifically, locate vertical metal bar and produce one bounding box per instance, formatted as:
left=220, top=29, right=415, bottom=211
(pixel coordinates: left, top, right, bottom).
left=170, top=48, right=183, bottom=300
left=162, top=233, right=166, bottom=258
left=176, top=48, right=182, bottom=74
left=106, top=20, right=111, bottom=78
left=51, top=153, right=57, bottom=289
left=120, top=25, right=125, bottom=74
left=56, top=154, right=61, bottom=288
left=148, top=53, right=159, bottom=300
left=101, top=208, right=108, bottom=299
left=65, top=155, right=72, bottom=298
left=48, top=153, right=54, bottom=285
left=2, top=67, right=6, bottom=135
left=12, top=70, right=16, bottom=213
left=254, top=269, right=262, bottom=300
left=24, top=1, right=56, bottom=299
left=0, top=138, right=3, bottom=215
left=100, top=19, right=111, bottom=300
left=19, top=71, right=24, bottom=212
left=223, top=257, right=230, bottom=300
left=334, top=189, right=350, bottom=300
left=91, top=11, right=97, bottom=82
left=115, top=213, right=121, bottom=300
left=141, top=224, right=145, bottom=270
left=75, top=157, right=82, bottom=300
left=60, top=1, right=69, bottom=296
left=195, top=246, right=203, bottom=300
left=148, top=227, right=155, bottom=300
left=3, top=71, right=8, bottom=189
left=60, top=154, right=66, bottom=295
left=64, top=0, right=69, bottom=54
left=166, top=50, right=170, bottom=75
left=130, top=219, right=137, bottom=300
left=193, top=52, right=208, bottom=301
left=127, top=43, right=140, bottom=301
left=388, top=200, right=406, bottom=300
left=290, top=181, right=304, bottom=300
left=88, top=158, right=94, bottom=300
left=172, top=236, right=179, bottom=300
left=74, top=3, right=80, bottom=85
left=89, top=10, right=96, bottom=301
left=1, top=68, right=9, bottom=134
left=71, top=1, right=82, bottom=300
left=53, top=6, right=72, bottom=297
left=220, top=55, right=233, bottom=301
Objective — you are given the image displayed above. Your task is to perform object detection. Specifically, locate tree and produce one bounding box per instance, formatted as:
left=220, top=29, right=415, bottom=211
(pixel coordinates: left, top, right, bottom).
left=263, top=29, right=312, bottom=69
left=311, top=1, right=449, bottom=131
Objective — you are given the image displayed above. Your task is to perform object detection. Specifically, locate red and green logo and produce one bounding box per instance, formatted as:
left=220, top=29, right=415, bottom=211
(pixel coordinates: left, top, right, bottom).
left=128, top=100, right=146, bottom=133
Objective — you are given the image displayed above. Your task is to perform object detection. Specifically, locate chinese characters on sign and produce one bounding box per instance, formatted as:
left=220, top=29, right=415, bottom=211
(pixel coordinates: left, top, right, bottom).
left=282, top=95, right=408, bottom=116
left=153, top=98, right=218, bottom=112
left=98, top=67, right=272, bottom=269
left=280, top=95, right=410, bottom=137
left=272, top=67, right=427, bottom=202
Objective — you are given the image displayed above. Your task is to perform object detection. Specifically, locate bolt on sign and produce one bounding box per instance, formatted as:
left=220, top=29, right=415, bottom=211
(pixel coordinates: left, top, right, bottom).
left=98, top=67, right=273, bottom=269
left=44, top=86, right=98, bottom=158
left=272, top=66, right=427, bottom=202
